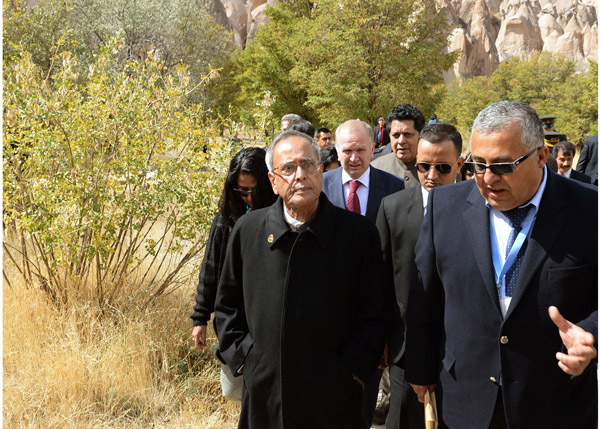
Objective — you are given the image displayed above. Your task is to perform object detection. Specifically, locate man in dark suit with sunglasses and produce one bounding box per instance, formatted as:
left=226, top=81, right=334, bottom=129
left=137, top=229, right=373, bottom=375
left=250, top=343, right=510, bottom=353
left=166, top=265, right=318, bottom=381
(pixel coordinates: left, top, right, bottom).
left=376, top=123, right=463, bottom=429
left=405, top=101, right=597, bottom=428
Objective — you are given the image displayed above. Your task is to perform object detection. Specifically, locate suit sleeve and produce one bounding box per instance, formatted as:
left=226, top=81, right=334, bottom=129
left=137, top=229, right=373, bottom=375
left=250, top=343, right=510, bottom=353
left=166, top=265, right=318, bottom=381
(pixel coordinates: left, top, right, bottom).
left=404, top=189, right=445, bottom=386
left=376, top=198, right=401, bottom=338
left=340, top=221, right=392, bottom=381
left=214, top=221, right=253, bottom=373
left=576, top=142, right=590, bottom=173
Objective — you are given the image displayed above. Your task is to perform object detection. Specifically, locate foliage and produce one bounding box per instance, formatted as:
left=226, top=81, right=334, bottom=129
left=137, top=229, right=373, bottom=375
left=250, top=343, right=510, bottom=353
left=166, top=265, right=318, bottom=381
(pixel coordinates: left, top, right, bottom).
left=3, top=38, right=237, bottom=309
left=4, top=0, right=233, bottom=105
left=211, top=0, right=456, bottom=129
left=438, top=52, right=598, bottom=148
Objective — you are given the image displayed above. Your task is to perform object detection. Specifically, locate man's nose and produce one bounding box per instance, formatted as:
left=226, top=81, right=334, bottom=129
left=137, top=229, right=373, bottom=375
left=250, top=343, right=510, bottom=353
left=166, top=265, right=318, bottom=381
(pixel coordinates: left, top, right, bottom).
left=483, top=166, right=500, bottom=183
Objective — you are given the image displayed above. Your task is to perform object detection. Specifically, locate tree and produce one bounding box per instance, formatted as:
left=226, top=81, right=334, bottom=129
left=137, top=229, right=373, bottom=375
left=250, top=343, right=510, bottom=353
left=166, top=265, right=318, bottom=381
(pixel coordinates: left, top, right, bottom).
left=437, top=52, right=598, bottom=148
left=215, top=0, right=456, bottom=129
left=4, top=0, right=233, bottom=105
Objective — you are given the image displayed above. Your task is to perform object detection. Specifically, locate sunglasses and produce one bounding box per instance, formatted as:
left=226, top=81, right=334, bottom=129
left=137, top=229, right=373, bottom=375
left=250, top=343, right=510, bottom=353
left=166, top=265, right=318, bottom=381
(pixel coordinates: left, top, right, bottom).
left=416, top=162, right=454, bottom=175
left=234, top=188, right=254, bottom=196
left=465, top=147, right=541, bottom=176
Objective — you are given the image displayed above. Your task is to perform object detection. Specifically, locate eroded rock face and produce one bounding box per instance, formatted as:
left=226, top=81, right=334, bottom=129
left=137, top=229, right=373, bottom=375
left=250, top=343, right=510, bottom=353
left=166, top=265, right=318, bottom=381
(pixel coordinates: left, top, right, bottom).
left=218, top=0, right=271, bottom=48
left=215, top=0, right=597, bottom=78
left=436, top=0, right=595, bottom=81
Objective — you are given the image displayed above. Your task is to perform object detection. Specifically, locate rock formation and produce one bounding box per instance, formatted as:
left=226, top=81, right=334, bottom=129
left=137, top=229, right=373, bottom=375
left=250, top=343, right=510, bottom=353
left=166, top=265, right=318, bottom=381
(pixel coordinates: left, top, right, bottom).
left=215, top=0, right=597, bottom=77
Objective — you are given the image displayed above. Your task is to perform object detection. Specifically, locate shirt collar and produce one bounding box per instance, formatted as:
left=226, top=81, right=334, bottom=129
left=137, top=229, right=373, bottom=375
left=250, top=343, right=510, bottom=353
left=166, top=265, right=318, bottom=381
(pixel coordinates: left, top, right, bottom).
left=420, top=185, right=429, bottom=210
left=342, top=166, right=370, bottom=188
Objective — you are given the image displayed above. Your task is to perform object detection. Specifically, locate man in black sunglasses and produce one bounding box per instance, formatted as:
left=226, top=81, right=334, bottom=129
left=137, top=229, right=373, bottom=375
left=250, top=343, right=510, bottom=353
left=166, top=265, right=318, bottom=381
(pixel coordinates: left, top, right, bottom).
left=377, top=123, right=463, bottom=429
left=405, top=100, right=597, bottom=429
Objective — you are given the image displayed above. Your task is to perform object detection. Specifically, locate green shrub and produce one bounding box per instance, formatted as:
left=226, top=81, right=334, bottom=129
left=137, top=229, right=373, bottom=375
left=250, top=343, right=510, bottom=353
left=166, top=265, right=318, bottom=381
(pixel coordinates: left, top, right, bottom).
left=3, top=38, right=237, bottom=310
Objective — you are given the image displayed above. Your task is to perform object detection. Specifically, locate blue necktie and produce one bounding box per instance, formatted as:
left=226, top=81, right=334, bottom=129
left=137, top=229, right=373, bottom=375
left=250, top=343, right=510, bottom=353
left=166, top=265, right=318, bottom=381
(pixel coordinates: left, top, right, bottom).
left=502, top=205, right=532, bottom=297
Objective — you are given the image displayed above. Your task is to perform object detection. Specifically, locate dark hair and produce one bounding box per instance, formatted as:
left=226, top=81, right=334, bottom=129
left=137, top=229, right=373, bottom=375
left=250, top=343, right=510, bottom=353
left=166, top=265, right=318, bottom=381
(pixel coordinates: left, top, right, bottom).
left=545, top=152, right=559, bottom=173
left=219, top=147, right=277, bottom=228
left=288, top=118, right=316, bottom=138
left=320, top=144, right=339, bottom=170
left=419, top=123, right=463, bottom=156
left=552, top=141, right=576, bottom=157
left=386, top=104, right=426, bottom=133
left=316, top=128, right=331, bottom=139
left=460, top=152, right=472, bottom=180
left=430, top=113, right=437, bottom=120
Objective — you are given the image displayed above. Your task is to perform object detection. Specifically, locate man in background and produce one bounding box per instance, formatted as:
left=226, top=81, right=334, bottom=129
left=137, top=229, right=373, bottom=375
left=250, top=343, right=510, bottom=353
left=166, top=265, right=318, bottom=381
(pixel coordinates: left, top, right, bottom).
left=316, top=127, right=333, bottom=148
left=577, top=134, right=598, bottom=185
left=322, top=119, right=404, bottom=428
left=371, top=104, right=425, bottom=188
left=552, top=141, right=591, bottom=183
left=377, top=123, right=463, bottom=428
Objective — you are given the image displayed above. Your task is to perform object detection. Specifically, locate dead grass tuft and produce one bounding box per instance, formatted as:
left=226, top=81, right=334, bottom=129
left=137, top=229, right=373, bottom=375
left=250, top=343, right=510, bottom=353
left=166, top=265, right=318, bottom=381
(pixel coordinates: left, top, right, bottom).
left=3, top=255, right=240, bottom=428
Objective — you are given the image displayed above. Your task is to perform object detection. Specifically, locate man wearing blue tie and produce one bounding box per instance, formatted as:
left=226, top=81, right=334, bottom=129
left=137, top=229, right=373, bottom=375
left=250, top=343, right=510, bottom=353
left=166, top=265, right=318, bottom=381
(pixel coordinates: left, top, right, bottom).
left=405, top=101, right=597, bottom=428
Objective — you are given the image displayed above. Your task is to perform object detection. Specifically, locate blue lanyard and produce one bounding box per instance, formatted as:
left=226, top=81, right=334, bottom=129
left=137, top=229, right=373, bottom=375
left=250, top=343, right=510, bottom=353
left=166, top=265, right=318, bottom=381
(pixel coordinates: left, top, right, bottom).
left=490, top=209, right=537, bottom=289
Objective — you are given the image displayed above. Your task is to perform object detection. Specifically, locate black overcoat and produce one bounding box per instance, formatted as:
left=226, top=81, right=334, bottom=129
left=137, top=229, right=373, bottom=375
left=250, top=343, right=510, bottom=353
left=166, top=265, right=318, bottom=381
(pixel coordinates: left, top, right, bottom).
left=215, top=193, right=391, bottom=428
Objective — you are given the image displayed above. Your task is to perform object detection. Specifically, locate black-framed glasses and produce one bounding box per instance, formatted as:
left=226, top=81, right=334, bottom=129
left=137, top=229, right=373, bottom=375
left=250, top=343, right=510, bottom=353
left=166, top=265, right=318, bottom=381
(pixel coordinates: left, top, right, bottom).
left=416, top=162, right=454, bottom=175
left=273, top=158, right=321, bottom=177
left=465, top=147, right=541, bottom=176
left=234, top=187, right=254, bottom=196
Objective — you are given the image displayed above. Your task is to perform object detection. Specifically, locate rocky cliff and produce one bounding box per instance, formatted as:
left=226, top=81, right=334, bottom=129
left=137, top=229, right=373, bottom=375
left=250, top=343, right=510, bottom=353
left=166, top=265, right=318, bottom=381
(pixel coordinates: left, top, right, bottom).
left=213, top=0, right=597, bottom=79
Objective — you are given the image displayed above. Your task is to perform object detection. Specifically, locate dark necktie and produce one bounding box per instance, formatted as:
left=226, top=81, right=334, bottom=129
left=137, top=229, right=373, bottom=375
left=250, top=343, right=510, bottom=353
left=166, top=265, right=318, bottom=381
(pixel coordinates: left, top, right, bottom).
left=347, top=180, right=361, bottom=214
left=502, top=205, right=532, bottom=297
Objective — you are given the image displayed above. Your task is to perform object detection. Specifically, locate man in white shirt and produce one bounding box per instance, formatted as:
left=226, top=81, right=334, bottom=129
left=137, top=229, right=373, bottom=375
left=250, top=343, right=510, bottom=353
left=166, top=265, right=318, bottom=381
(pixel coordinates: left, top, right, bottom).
left=376, top=123, right=464, bottom=429
left=405, top=101, right=597, bottom=429
left=322, top=119, right=404, bottom=428
left=553, top=140, right=591, bottom=184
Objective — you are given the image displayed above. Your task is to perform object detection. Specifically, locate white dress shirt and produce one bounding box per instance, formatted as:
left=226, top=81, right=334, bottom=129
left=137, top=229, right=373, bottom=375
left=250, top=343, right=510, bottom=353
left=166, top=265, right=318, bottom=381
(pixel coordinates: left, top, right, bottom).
left=487, top=166, right=548, bottom=317
left=341, top=167, right=371, bottom=217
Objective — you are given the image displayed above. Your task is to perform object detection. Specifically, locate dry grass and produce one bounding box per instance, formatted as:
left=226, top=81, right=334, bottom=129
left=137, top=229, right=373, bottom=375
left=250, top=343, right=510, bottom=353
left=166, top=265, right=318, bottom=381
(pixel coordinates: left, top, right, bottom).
left=3, top=252, right=241, bottom=428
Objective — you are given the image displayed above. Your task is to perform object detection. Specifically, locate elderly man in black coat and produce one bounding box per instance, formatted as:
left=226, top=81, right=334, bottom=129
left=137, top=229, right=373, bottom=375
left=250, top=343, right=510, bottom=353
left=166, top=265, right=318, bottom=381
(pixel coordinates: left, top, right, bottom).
left=215, top=130, right=391, bottom=429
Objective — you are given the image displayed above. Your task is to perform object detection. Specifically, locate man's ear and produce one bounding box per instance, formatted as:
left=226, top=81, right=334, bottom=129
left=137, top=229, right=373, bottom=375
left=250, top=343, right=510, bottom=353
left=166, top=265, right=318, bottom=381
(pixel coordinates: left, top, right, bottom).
left=456, top=157, right=465, bottom=171
left=268, top=172, right=279, bottom=195
left=538, top=146, right=549, bottom=168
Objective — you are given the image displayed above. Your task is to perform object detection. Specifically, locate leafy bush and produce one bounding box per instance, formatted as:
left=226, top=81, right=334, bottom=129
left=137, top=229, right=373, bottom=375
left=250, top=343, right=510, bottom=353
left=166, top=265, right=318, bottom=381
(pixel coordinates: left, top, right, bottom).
left=3, top=37, right=238, bottom=310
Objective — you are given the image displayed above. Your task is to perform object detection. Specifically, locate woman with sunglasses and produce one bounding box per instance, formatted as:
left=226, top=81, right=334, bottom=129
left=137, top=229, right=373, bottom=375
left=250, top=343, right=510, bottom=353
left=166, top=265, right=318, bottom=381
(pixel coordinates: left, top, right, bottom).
left=191, top=147, right=276, bottom=363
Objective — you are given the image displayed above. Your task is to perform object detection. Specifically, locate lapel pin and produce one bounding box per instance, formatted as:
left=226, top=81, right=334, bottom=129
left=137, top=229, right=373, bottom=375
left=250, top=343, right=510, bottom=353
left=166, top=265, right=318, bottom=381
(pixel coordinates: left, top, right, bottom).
left=268, top=234, right=274, bottom=243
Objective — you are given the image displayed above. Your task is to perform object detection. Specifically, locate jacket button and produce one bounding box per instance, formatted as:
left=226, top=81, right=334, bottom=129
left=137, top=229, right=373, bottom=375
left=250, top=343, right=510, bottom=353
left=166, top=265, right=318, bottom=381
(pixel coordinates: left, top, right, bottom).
left=500, top=336, right=509, bottom=344
left=490, top=377, right=497, bottom=383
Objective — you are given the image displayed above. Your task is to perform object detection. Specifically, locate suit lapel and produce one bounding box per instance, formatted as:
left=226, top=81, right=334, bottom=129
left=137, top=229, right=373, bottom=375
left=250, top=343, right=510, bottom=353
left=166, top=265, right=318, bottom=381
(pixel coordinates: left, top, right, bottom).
left=505, top=172, right=567, bottom=319
left=327, top=168, right=346, bottom=209
left=464, top=185, right=502, bottom=315
left=366, top=169, right=381, bottom=221
left=406, top=186, right=424, bottom=226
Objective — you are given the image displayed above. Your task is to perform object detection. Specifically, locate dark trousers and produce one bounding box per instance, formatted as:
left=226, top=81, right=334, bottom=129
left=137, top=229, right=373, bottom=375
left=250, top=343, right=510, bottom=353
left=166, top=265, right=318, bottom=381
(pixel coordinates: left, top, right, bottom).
left=362, top=368, right=383, bottom=429
left=385, top=364, right=424, bottom=429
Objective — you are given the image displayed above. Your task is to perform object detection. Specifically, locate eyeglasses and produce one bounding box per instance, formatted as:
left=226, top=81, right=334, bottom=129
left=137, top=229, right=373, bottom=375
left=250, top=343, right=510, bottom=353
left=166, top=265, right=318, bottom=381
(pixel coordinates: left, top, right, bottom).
left=416, top=162, right=454, bottom=175
left=465, top=147, right=541, bottom=176
left=234, top=188, right=254, bottom=196
left=273, top=158, right=321, bottom=177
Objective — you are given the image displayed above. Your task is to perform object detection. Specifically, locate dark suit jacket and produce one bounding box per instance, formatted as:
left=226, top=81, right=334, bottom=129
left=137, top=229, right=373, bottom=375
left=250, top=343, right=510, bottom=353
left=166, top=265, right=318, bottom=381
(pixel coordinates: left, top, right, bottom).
left=576, top=135, right=598, bottom=185
left=373, top=124, right=390, bottom=147
left=570, top=168, right=592, bottom=184
left=322, top=166, right=405, bottom=223
left=376, top=186, right=424, bottom=365
left=405, top=172, right=598, bottom=429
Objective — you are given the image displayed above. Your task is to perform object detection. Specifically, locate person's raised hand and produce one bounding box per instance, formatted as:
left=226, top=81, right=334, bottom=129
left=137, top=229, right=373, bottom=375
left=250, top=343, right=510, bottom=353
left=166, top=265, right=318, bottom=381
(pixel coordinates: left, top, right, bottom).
left=548, top=306, right=597, bottom=376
